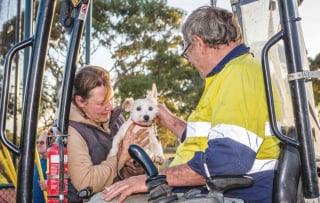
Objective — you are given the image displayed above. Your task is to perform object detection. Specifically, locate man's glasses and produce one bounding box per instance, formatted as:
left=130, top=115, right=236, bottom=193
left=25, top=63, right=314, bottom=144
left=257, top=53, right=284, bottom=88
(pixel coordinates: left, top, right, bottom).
left=181, top=42, right=192, bottom=60
left=36, top=141, right=45, bottom=145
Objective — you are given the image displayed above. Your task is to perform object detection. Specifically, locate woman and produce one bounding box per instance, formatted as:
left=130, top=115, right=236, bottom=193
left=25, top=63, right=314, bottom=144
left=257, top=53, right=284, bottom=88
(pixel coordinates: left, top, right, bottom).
left=67, top=65, right=146, bottom=202
left=33, top=131, right=48, bottom=203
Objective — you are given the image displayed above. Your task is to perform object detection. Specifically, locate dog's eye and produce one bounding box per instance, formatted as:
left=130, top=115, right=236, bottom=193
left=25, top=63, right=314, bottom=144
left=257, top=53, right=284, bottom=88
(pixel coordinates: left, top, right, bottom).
left=149, top=107, right=153, bottom=111
left=137, top=107, right=141, bottom=111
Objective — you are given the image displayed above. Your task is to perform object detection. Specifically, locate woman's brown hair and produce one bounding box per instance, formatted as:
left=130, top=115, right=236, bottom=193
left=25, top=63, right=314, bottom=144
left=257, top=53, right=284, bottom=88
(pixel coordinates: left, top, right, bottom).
left=72, top=65, right=112, bottom=104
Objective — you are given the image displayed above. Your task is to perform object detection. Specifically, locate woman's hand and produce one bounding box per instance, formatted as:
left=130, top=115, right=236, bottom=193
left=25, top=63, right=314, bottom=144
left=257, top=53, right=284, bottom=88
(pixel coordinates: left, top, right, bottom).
left=121, top=160, right=145, bottom=179
left=117, top=124, right=149, bottom=169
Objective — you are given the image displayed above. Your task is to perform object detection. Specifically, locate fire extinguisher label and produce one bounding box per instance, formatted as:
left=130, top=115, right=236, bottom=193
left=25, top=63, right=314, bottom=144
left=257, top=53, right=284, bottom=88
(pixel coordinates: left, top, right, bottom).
left=51, top=155, right=60, bottom=163
left=50, top=155, right=68, bottom=163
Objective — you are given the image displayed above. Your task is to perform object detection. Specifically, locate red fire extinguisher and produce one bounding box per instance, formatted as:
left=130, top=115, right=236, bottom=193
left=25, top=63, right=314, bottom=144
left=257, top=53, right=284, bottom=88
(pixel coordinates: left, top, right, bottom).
left=47, top=141, right=68, bottom=203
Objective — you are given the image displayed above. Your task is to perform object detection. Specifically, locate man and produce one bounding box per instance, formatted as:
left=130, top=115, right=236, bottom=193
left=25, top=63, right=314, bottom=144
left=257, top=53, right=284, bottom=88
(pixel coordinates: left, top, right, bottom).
left=33, top=131, right=49, bottom=203
left=95, top=6, right=282, bottom=203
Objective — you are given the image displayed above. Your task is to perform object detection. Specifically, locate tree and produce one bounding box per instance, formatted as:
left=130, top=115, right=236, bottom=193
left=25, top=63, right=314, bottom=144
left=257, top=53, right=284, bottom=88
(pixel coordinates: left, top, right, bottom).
left=0, top=1, right=67, bottom=130
left=90, top=0, right=204, bottom=147
left=309, top=53, right=320, bottom=107
left=0, top=0, right=204, bottom=148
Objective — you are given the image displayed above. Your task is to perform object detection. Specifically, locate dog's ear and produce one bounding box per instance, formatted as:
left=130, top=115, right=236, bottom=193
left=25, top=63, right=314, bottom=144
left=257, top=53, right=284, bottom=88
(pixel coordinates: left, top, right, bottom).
left=122, top=97, right=134, bottom=112
left=147, top=83, right=158, bottom=103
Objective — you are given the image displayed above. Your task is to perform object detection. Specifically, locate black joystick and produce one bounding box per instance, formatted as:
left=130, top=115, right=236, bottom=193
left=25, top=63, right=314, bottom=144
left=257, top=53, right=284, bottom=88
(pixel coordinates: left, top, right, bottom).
left=128, top=145, right=178, bottom=203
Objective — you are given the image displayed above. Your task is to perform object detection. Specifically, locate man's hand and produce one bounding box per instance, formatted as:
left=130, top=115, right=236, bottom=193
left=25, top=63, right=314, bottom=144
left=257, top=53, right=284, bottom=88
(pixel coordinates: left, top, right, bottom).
left=156, top=103, right=187, bottom=140
left=39, top=180, right=47, bottom=191
left=156, top=103, right=173, bottom=127
left=102, top=175, right=148, bottom=203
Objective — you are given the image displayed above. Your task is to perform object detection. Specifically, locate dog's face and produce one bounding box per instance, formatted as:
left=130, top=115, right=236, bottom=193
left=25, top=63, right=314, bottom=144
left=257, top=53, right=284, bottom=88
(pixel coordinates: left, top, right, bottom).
left=130, top=98, right=158, bottom=125
left=122, top=83, right=158, bottom=125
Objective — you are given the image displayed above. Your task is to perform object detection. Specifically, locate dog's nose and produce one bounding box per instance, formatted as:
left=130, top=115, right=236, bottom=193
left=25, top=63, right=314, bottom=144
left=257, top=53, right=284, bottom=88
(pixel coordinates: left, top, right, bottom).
left=143, top=115, right=150, bottom=121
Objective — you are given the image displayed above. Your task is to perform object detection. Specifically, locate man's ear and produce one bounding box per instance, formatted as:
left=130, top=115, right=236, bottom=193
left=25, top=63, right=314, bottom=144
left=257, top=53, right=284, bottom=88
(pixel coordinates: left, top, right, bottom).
left=193, top=35, right=205, bottom=47
left=75, top=95, right=86, bottom=108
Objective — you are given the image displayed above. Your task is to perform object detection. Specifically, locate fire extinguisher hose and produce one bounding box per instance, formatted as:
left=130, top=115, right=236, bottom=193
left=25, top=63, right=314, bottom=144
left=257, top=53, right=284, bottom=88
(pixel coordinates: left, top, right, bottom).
left=58, top=137, right=65, bottom=203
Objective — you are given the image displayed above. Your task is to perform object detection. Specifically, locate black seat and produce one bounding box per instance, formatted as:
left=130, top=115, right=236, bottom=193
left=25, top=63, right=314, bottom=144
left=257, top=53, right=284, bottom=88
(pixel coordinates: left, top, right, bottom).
left=273, top=128, right=302, bottom=203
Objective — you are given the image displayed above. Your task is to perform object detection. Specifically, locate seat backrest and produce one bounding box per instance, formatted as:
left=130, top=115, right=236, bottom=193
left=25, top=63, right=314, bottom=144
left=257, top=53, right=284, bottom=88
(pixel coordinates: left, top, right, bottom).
left=273, top=128, right=302, bottom=202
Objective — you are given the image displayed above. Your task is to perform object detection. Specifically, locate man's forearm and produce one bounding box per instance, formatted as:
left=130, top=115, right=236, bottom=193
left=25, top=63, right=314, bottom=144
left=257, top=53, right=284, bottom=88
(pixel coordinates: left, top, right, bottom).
left=160, top=164, right=206, bottom=187
left=162, top=115, right=187, bottom=140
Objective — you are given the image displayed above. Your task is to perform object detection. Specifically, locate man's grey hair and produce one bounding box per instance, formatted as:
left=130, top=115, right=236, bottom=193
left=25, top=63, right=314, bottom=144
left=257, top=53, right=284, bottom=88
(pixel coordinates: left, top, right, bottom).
left=181, top=6, right=242, bottom=48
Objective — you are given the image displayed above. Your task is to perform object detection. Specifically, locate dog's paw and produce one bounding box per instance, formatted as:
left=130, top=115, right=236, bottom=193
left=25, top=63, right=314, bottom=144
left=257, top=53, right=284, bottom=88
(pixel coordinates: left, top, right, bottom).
left=153, top=155, right=165, bottom=166
left=108, top=148, right=118, bottom=157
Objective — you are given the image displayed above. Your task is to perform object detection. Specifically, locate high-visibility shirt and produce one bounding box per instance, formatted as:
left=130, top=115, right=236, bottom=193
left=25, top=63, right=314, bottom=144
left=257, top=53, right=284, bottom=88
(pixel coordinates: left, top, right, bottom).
left=170, top=44, right=282, bottom=169
left=171, top=44, right=282, bottom=202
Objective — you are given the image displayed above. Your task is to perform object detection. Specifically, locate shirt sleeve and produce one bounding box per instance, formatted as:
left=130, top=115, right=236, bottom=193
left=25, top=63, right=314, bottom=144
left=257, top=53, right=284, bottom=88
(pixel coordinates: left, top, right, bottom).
left=187, top=137, right=256, bottom=177
left=67, top=127, right=118, bottom=193
left=180, top=129, right=187, bottom=143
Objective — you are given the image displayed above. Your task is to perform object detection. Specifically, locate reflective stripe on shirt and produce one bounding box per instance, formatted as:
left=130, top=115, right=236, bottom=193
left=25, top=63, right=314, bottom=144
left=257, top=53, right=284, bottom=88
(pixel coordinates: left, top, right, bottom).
left=208, top=124, right=277, bottom=173
left=248, top=159, right=277, bottom=174
left=186, top=121, right=211, bottom=137
left=208, top=124, right=263, bottom=153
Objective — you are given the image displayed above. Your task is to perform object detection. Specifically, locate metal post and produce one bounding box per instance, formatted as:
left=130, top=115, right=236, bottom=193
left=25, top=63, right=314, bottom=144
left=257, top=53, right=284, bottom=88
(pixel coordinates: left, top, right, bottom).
left=85, top=1, right=92, bottom=64
left=23, top=0, right=32, bottom=88
left=13, top=0, right=22, bottom=168
left=277, top=0, right=319, bottom=200
left=16, top=0, right=57, bottom=202
left=55, top=1, right=90, bottom=200
left=57, top=0, right=91, bottom=136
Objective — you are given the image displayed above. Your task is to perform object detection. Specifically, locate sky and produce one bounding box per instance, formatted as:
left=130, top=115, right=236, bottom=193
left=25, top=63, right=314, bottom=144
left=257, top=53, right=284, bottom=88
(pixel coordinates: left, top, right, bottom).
left=89, top=0, right=320, bottom=69
left=166, top=0, right=320, bottom=59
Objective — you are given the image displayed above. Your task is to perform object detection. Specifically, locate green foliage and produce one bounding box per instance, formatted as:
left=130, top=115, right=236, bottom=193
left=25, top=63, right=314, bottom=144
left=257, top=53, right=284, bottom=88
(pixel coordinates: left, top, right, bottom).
left=0, top=18, right=17, bottom=64
left=90, top=0, right=203, bottom=118
left=91, top=0, right=204, bottom=148
left=0, top=0, right=204, bottom=148
left=0, top=1, right=69, bottom=128
left=310, top=53, right=320, bottom=107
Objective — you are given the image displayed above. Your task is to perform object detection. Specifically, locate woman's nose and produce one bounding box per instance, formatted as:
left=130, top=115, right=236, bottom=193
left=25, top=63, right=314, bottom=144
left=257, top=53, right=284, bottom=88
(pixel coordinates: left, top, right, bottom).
left=105, top=100, right=114, bottom=110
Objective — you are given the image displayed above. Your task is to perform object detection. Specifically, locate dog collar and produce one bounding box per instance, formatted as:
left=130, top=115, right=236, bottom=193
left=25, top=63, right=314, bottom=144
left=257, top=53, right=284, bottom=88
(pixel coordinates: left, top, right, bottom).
left=131, top=118, right=152, bottom=127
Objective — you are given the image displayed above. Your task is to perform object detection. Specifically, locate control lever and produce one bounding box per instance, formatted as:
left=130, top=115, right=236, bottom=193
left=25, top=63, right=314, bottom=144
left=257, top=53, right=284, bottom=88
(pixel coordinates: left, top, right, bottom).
left=128, top=144, right=158, bottom=177
left=128, top=145, right=178, bottom=203
left=77, top=186, right=93, bottom=201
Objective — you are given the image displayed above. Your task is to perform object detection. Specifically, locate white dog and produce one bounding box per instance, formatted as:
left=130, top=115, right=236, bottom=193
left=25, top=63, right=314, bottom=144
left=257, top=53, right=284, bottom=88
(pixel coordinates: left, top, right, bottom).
left=108, top=83, right=165, bottom=166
